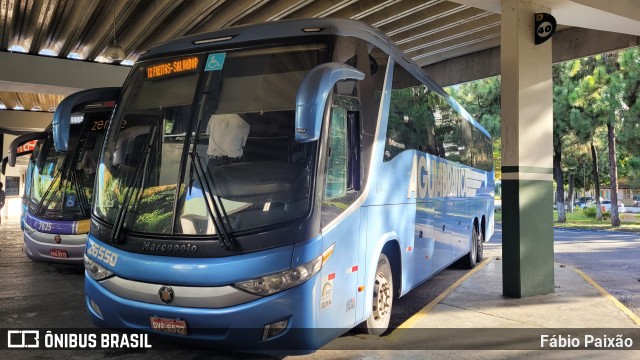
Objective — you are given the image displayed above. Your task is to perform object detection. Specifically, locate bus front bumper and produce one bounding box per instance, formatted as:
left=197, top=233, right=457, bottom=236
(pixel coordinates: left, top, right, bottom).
left=23, top=227, right=86, bottom=265
left=84, top=272, right=337, bottom=353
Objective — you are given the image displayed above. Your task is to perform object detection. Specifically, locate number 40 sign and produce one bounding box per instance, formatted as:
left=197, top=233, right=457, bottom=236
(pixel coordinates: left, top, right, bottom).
left=534, top=13, right=557, bottom=45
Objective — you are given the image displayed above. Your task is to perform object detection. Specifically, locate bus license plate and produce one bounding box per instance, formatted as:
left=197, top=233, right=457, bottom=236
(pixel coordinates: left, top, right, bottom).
left=50, top=249, right=68, bottom=258
left=150, top=316, right=188, bottom=335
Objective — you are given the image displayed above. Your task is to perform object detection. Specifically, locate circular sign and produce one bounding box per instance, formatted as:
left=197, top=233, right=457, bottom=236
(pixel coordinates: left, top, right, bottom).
left=537, top=21, right=554, bottom=39
left=534, top=13, right=557, bottom=45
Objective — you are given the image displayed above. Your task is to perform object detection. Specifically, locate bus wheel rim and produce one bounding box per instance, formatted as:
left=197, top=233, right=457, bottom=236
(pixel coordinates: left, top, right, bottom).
left=372, top=271, right=391, bottom=322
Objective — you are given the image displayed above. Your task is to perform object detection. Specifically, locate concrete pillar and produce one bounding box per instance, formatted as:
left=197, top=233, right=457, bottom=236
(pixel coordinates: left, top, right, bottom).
left=500, top=0, right=554, bottom=297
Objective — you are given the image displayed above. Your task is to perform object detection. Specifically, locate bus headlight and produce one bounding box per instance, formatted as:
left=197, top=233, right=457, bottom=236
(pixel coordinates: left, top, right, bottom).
left=84, top=254, right=114, bottom=281
left=235, top=244, right=334, bottom=296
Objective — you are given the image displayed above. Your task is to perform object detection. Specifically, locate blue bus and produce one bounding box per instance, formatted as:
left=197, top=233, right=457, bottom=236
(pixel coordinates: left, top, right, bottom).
left=53, top=18, right=494, bottom=351
left=7, top=97, right=116, bottom=264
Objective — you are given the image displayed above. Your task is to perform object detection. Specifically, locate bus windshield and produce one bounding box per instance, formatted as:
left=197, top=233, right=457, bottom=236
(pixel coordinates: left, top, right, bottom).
left=95, top=43, right=328, bottom=236
left=29, top=108, right=112, bottom=220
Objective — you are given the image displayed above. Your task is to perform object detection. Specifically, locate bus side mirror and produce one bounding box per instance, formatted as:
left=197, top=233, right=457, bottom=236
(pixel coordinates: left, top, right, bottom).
left=53, top=87, right=121, bottom=152
left=7, top=131, right=47, bottom=167
left=295, top=63, right=364, bottom=143
left=1, top=157, right=7, bottom=175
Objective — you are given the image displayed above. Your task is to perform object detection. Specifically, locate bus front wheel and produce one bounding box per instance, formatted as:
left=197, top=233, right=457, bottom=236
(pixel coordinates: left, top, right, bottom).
left=363, top=253, right=393, bottom=336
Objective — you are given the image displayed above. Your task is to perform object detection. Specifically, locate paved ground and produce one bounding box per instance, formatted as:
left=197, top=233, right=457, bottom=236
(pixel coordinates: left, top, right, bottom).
left=2, top=221, right=639, bottom=359
left=487, top=224, right=640, bottom=318
left=553, top=229, right=640, bottom=318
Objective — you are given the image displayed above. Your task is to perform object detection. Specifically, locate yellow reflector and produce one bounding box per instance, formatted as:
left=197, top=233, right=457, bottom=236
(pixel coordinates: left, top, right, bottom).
left=322, top=243, right=335, bottom=266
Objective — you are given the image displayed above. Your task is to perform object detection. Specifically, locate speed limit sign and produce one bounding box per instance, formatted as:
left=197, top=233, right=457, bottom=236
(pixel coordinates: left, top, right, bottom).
left=534, top=13, right=557, bottom=45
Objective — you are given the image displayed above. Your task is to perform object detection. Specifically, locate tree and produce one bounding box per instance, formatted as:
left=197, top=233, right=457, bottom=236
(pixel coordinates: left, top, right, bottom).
left=448, top=77, right=501, bottom=138
left=601, top=53, right=624, bottom=226
left=448, top=77, right=501, bottom=177
left=449, top=47, right=640, bottom=225
left=617, top=48, right=640, bottom=187
left=570, top=57, right=608, bottom=220
left=552, top=61, right=578, bottom=222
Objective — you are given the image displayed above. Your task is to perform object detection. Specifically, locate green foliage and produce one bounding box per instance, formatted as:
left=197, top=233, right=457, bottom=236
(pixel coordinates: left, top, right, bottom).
left=447, top=76, right=501, bottom=178
left=130, top=185, right=176, bottom=233
left=447, top=47, right=640, bottom=188
left=448, top=77, right=501, bottom=139
left=582, top=206, right=596, bottom=218
left=492, top=137, right=501, bottom=179
left=135, top=210, right=173, bottom=234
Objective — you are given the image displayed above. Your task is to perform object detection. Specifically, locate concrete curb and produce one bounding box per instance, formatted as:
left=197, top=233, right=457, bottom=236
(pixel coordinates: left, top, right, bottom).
left=553, top=227, right=640, bottom=235
left=571, top=266, right=640, bottom=327
left=393, top=256, right=494, bottom=332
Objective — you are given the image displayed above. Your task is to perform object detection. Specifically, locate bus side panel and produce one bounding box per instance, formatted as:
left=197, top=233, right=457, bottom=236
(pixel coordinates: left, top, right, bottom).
left=475, top=195, right=495, bottom=241
left=487, top=205, right=495, bottom=241
left=432, top=199, right=452, bottom=272
left=484, top=171, right=496, bottom=241
left=361, top=204, right=409, bottom=307
left=413, top=200, right=435, bottom=283
left=357, top=207, right=369, bottom=323
left=402, top=201, right=417, bottom=290
left=451, top=197, right=471, bottom=261
left=401, top=201, right=439, bottom=293
left=318, top=208, right=360, bottom=328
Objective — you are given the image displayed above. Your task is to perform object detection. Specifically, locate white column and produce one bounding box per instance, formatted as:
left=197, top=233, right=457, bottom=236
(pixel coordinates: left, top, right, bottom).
left=500, top=0, right=555, bottom=297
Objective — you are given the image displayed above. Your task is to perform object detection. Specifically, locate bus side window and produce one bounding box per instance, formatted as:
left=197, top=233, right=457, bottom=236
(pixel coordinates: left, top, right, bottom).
left=321, top=94, right=362, bottom=226
left=325, top=106, right=348, bottom=200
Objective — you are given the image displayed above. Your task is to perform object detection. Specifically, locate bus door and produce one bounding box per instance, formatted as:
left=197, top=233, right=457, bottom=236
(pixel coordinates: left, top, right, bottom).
left=318, top=95, right=363, bottom=328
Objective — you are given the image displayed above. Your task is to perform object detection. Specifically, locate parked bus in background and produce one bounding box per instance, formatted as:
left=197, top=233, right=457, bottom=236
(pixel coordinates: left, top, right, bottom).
left=7, top=96, right=116, bottom=264
left=3, top=140, right=38, bottom=230
left=53, top=18, right=494, bottom=352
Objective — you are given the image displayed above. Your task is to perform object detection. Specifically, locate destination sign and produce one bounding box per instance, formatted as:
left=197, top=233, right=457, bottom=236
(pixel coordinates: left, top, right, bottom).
left=17, top=140, right=37, bottom=153
left=145, top=57, right=200, bottom=79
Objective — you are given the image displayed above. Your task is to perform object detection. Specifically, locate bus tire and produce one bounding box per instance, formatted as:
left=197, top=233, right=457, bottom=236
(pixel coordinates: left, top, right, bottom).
left=461, top=225, right=479, bottom=269
left=363, top=253, right=393, bottom=336
left=476, top=226, right=484, bottom=263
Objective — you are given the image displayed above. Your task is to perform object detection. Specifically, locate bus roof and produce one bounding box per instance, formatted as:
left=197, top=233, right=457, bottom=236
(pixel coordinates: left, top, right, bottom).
left=143, top=18, right=388, bottom=59
left=140, top=18, right=440, bottom=88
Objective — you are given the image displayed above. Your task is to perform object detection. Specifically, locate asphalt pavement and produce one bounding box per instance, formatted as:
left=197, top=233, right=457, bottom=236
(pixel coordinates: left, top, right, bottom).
left=2, top=221, right=640, bottom=359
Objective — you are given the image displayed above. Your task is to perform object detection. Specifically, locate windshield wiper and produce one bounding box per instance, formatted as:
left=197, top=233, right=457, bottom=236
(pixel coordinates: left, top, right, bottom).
left=69, top=170, right=91, bottom=218
left=188, top=148, right=240, bottom=251
left=110, top=126, right=157, bottom=244
left=35, top=169, right=62, bottom=216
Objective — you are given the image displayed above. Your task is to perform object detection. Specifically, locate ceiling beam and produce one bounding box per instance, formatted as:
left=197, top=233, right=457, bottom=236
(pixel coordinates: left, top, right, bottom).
left=234, top=0, right=314, bottom=24
left=361, top=0, right=442, bottom=27
left=0, top=110, right=52, bottom=131
left=0, top=51, right=129, bottom=95
left=423, top=27, right=640, bottom=87
left=450, top=0, right=640, bottom=36
left=379, top=1, right=467, bottom=35
left=132, top=0, right=226, bottom=59
left=391, top=7, right=491, bottom=45
left=192, top=0, right=269, bottom=32
left=330, top=0, right=402, bottom=20
left=284, top=0, right=357, bottom=19
left=398, top=14, right=500, bottom=53
left=409, top=26, right=501, bottom=63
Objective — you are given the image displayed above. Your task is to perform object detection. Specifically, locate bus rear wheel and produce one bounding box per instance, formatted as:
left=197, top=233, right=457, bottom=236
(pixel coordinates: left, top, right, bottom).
left=363, top=253, right=393, bottom=336
left=461, top=226, right=479, bottom=269
left=476, top=228, right=484, bottom=263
